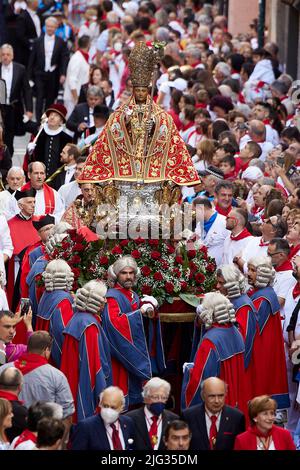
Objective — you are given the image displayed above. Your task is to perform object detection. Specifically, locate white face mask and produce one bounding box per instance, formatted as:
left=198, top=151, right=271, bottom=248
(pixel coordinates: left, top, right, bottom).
left=114, top=42, right=123, bottom=53
left=101, top=407, right=119, bottom=424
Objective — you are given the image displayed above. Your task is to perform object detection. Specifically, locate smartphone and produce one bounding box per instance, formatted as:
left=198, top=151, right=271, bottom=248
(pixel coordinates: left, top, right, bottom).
left=20, top=298, right=30, bottom=316
left=276, top=155, right=285, bottom=167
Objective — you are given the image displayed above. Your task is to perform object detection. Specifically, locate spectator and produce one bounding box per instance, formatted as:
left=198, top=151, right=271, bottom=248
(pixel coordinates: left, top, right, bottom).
left=0, top=367, right=27, bottom=442
left=163, top=420, right=191, bottom=451
left=34, top=417, right=65, bottom=450
left=0, top=398, right=13, bottom=450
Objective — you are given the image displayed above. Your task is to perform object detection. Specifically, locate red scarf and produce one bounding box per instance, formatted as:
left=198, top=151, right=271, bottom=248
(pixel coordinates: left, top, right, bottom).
left=215, top=204, right=232, bottom=217
left=12, top=429, right=37, bottom=449
left=251, top=204, right=263, bottom=215
left=0, top=390, right=22, bottom=403
left=181, top=121, right=194, bottom=132
left=259, top=238, right=269, bottom=247
left=275, top=259, right=293, bottom=272
left=247, top=287, right=258, bottom=297
left=289, top=244, right=300, bottom=260
left=22, top=182, right=55, bottom=214
left=224, top=170, right=237, bottom=180
left=14, top=352, right=48, bottom=375
left=79, top=49, right=89, bottom=63
left=230, top=228, right=252, bottom=241
left=263, top=119, right=271, bottom=125
left=293, top=283, right=300, bottom=300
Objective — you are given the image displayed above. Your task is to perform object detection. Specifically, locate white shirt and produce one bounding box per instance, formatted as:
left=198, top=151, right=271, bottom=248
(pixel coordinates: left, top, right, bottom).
left=222, top=232, right=254, bottom=265
left=88, top=107, right=94, bottom=128
left=27, top=8, right=41, bottom=37
left=104, top=420, right=125, bottom=450
left=240, top=236, right=269, bottom=273
left=282, top=285, right=300, bottom=345
left=44, top=34, right=56, bottom=72
left=0, top=287, right=9, bottom=310
left=273, top=270, right=295, bottom=305
left=64, top=164, right=76, bottom=185
left=58, top=180, right=81, bottom=209
left=1, top=62, right=13, bottom=104
left=196, top=213, right=229, bottom=268
left=9, top=436, right=36, bottom=450
left=144, top=406, right=162, bottom=451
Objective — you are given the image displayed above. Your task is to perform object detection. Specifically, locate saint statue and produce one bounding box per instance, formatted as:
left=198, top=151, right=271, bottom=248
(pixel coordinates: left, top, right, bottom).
left=78, top=42, right=199, bottom=237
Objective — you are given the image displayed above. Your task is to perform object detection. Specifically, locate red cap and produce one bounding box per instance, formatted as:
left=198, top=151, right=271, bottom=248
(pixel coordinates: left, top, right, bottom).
left=46, top=103, right=67, bottom=122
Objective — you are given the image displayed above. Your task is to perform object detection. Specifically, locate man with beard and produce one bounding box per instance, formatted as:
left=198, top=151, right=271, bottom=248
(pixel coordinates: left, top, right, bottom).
left=247, top=255, right=289, bottom=408
left=102, top=256, right=165, bottom=409
left=222, top=208, right=253, bottom=265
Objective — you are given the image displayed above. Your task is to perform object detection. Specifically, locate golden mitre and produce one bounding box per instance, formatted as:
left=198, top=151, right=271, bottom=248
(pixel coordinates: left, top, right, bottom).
left=128, top=41, right=161, bottom=88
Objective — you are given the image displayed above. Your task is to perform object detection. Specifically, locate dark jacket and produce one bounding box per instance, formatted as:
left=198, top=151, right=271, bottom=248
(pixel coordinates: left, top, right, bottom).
left=15, top=9, right=39, bottom=67
left=125, top=406, right=179, bottom=450
left=182, top=403, right=245, bottom=451
left=28, top=35, right=69, bottom=80
left=66, top=103, right=91, bottom=142
left=70, top=414, right=135, bottom=450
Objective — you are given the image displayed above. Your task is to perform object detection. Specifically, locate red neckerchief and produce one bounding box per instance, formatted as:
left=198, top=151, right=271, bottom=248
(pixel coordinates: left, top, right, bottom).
left=289, top=243, right=300, bottom=260
left=0, top=390, right=22, bottom=404
left=78, top=49, right=89, bottom=63
left=293, top=283, right=300, bottom=300
left=181, top=121, right=194, bottom=132
left=13, top=429, right=37, bottom=449
left=296, top=160, right=300, bottom=168
left=230, top=228, right=252, bottom=241
left=255, top=80, right=266, bottom=92
left=22, top=182, right=55, bottom=214
left=191, top=60, right=202, bottom=68
left=263, top=119, right=271, bottom=125
left=238, top=92, right=245, bottom=104
left=251, top=204, right=263, bottom=215
left=280, top=96, right=289, bottom=102
left=275, top=259, right=293, bottom=272
left=215, top=204, right=232, bottom=217
left=259, top=238, right=269, bottom=247
left=224, top=170, right=237, bottom=180
left=195, top=103, right=207, bottom=109
left=14, top=352, right=48, bottom=375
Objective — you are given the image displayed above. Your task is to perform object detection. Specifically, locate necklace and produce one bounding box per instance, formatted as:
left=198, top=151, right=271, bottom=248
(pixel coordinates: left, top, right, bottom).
left=257, top=435, right=271, bottom=450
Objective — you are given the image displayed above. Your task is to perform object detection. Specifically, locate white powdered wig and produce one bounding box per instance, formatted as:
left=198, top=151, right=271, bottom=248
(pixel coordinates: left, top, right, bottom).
left=108, top=255, right=140, bottom=281
left=248, top=255, right=275, bottom=288
left=199, top=292, right=236, bottom=328
left=217, top=265, right=247, bottom=298
left=75, top=280, right=107, bottom=314
left=42, top=259, right=74, bottom=291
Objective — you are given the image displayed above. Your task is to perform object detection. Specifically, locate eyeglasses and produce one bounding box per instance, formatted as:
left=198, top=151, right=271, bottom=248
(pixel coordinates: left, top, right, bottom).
left=267, top=251, right=283, bottom=257
left=265, top=217, right=279, bottom=229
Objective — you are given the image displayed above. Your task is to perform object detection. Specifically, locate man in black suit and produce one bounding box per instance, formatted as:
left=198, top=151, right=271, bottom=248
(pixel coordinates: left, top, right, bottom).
left=182, top=377, right=245, bottom=451
left=28, top=16, right=69, bottom=122
left=100, top=79, right=115, bottom=109
left=66, top=85, right=104, bottom=143
left=47, top=143, right=80, bottom=191
left=0, top=44, right=33, bottom=156
left=15, top=0, right=41, bottom=67
left=125, top=378, right=179, bottom=450
left=70, top=386, right=135, bottom=450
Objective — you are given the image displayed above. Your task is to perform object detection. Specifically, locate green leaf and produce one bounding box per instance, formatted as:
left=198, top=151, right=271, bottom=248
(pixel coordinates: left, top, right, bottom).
left=179, top=293, right=202, bottom=307
left=166, top=296, right=174, bottom=304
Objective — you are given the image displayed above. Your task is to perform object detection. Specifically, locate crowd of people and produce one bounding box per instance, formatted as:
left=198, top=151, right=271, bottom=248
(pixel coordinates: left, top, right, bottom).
left=0, top=0, right=300, bottom=452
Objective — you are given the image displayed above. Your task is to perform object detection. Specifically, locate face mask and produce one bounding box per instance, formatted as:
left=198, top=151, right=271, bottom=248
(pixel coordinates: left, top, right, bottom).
left=149, top=402, right=165, bottom=416
left=101, top=407, right=119, bottom=424
left=114, top=42, right=123, bottom=53
left=179, top=112, right=185, bottom=123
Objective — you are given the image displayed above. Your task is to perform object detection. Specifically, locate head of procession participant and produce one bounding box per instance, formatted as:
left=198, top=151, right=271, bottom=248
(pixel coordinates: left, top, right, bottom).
left=14, top=188, right=36, bottom=219
left=32, top=215, right=55, bottom=243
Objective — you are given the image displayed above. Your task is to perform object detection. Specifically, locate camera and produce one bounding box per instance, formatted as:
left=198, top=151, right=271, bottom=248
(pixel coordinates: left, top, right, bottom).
left=276, top=155, right=285, bottom=167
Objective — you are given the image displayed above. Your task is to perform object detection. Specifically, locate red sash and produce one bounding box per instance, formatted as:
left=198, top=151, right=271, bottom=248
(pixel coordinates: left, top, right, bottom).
left=215, top=204, right=232, bottom=217
left=289, top=244, right=300, bottom=260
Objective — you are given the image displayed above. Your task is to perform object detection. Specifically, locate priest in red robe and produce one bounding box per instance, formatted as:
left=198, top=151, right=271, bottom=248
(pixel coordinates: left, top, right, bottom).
left=7, top=188, right=40, bottom=310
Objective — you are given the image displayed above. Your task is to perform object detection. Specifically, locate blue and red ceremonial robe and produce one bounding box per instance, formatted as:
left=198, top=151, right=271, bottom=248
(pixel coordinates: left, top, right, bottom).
left=250, top=287, right=290, bottom=409
left=26, top=255, right=48, bottom=325
left=61, top=311, right=112, bottom=422
left=36, top=290, right=74, bottom=368
left=20, top=242, right=44, bottom=298
left=181, top=323, right=247, bottom=415
left=102, top=286, right=165, bottom=409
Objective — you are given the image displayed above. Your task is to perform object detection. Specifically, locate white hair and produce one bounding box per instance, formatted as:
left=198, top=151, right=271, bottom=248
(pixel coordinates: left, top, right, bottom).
left=45, top=16, right=58, bottom=26
left=75, top=280, right=107, bottom=314
left=0, top=43, right=14, bottom=54
left=42, top=259, right=74, bottom=291
left=199, top=292, right=236, bottom=328
left=44, top=402, right=63, bottom=420
left=99, top=386, right=125, bottom=408
left=248, top=255, right=275, bottom=288
left=142, top=378, right=171, bottom=399
left=108, top=256, right=140, bottom=282
left=7, top=166, right=25, bottom=178
left=214, top=62, right=231, bottom=77
left=217, top=265, right=247, bottom=298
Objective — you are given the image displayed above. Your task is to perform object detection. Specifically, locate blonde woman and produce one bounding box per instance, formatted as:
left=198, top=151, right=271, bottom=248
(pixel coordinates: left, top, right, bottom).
left=0, top=398, right=13, bottom=450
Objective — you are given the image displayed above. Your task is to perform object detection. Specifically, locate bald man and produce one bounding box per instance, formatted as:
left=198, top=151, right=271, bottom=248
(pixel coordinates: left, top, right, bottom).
left=182, top=378, right=245, bottom=450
